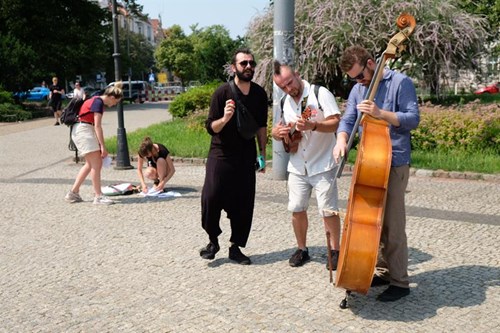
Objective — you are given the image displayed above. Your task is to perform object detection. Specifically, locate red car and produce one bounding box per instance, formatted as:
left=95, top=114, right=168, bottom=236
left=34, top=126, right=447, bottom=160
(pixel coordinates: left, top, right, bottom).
left=474, top=82, right=499, bottom=95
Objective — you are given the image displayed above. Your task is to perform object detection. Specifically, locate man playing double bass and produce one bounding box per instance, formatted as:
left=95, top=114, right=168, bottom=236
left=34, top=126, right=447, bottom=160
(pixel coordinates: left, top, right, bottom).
left=333, top=46, right=420, bottom=302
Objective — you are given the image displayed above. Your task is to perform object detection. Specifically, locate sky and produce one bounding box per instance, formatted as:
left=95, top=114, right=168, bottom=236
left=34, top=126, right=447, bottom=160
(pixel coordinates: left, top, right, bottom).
left=138, top=0, right=271, bottom=38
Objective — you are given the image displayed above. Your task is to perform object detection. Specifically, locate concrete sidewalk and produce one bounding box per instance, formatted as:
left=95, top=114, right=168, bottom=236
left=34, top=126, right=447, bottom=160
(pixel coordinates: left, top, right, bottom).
left=0, top=102, right=499, bottom=332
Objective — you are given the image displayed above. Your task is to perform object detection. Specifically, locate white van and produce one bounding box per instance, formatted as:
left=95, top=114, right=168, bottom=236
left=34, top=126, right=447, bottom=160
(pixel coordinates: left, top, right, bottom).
left=107, top=80, right=150, bottom=103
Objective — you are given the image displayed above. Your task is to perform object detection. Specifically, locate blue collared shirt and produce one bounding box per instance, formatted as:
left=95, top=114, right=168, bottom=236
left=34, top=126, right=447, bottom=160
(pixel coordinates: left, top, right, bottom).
left=337, top=69, right=420, bottom=167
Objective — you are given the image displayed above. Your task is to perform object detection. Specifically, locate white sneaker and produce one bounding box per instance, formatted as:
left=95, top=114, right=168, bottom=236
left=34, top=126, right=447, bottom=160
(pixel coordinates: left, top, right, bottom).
left=65, top=191, right=83, bottom=203
left=93, top=195, right=115, bottom=205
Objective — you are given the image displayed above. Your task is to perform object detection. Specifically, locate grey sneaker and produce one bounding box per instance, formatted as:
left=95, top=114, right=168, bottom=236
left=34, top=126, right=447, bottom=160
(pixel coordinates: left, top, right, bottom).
left=65, top=191, right=83, bottom=203
left=93, top=195, right=115, bottom=205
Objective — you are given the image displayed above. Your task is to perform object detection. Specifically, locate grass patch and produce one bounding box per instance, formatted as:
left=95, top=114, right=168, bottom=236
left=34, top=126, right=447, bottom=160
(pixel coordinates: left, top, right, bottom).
left=105, top=119, right=499, bottom=174
left=411, top=149, right=499, bottom=174
left=106, top=119, right=211, bottom=159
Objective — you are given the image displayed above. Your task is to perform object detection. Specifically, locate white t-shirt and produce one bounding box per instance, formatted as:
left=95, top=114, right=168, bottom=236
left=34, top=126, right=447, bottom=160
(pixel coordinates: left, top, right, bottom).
left=73, top=87, right=85, bottom=99
left=281, top=80, right=340, bottom=176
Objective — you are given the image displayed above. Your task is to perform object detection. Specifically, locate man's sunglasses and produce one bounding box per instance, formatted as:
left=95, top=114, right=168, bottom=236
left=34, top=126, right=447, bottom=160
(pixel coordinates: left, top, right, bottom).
left=349, top=61, right=367, bottom=81
left=239, top=60, right=257, bottom=68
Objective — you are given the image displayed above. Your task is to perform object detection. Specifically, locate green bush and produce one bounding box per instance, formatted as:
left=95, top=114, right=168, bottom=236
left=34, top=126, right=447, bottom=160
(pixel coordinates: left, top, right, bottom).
left=169, top=81, right=220, bottom=118
left=412, top=101, right=500, bottom=153
left=0, top=103, right=32, bottom=121
left=422, top=93, right=500, bottom=106
left=0, top=90, right=13, bottom=104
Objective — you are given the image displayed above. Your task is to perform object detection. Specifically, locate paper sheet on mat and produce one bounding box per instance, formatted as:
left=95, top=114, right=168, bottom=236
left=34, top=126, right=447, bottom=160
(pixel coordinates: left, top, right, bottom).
left=138, top=188, right=182, bottom=198
left=101, top=183, right=134, bottom=196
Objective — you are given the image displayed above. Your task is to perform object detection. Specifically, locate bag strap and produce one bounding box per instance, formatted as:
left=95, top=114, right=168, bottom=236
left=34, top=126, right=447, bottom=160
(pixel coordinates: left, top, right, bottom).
left=229, top=80, right=257, bottom=121
left=314, top=84, right=323, bottom=112
left=229, top=80, right=240, bottom=104
left=280, top=84, right=323, bottom=121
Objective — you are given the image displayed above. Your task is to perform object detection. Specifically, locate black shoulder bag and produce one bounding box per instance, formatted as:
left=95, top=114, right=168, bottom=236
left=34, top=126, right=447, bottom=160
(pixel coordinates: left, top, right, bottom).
left=229, top=80, right=259, bottom=140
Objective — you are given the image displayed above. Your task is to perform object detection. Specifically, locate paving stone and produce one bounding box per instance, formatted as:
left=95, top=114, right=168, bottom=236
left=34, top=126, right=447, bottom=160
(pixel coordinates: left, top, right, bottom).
left=0, top=102, right=498, bottom=332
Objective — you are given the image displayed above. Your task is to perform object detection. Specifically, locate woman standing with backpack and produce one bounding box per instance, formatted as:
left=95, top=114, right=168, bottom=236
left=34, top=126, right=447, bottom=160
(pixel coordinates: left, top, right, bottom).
left=64, top=82, right=124, bottom=205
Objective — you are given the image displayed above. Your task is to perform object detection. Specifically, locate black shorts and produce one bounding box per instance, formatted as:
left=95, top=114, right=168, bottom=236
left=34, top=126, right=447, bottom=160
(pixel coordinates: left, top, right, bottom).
left=52, top=100, right=62, bottom=112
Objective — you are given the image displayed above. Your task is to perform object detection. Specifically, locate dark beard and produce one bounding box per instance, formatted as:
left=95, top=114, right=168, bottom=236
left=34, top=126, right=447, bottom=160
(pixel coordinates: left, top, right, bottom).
left=235, top=68, right=254, bottom=82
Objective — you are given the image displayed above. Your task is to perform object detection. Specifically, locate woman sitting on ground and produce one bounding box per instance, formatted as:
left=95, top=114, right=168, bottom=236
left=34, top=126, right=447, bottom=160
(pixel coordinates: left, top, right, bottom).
left=137, top=136, right=175, bottom=193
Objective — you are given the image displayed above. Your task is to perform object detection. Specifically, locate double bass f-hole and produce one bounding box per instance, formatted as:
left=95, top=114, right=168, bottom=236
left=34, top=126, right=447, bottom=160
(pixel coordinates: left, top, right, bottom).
left=333, top=13, right=416, bottom=309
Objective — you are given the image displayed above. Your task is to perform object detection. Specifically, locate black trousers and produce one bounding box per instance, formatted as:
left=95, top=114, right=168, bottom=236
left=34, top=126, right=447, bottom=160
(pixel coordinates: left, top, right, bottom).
left=201, top=157, right=256, bottom=247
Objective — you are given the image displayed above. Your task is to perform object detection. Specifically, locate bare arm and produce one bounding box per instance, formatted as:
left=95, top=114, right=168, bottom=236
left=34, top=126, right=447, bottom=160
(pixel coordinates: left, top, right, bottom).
left=93, top=112, right=107, bottom=158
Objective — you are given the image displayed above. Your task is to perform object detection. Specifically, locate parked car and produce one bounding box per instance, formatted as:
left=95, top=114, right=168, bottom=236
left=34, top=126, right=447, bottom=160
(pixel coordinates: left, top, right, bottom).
left=12, top=90, right=28, bottom=102
left=107, top=81, right=150, bottom=103
left=474, top=82, right=499, bottom=95
left=186, top=80, right=201, bottom=91
left=67, top=86, right=99, bottom=99
left=26, top=87, right=50, bottom=101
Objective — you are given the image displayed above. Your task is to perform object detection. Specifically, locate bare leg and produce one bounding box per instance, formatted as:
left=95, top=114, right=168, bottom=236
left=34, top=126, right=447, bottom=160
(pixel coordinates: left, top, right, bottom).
left=155, top=158, right=167, bottom=181
left=87, top=151, right=104, bottom=197
left=292, top=211, right=308, bottom=249
left=323, top=215, right=341, bottom=250
left=70, top=155, right=92, bottom=194
left=145, top=166, right=158, bottom=180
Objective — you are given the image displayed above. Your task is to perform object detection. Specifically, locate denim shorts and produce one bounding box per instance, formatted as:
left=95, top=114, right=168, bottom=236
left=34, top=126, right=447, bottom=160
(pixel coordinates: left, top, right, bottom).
left=287, top=169, right=339, bottom=217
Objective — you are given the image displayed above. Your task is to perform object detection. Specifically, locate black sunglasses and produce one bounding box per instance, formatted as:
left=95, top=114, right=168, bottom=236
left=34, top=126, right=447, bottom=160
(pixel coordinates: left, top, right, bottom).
left=239, top=60, right=257, bottom=68
left=350, top=61, right=367, bottom=81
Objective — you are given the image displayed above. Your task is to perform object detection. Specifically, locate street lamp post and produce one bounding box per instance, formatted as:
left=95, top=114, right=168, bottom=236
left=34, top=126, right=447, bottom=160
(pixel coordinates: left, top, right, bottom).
left=111, top=0, right=133, bottom=170
left=272, top=0, right=295, bottom=180
left=127, top=13, right=132, bottom=100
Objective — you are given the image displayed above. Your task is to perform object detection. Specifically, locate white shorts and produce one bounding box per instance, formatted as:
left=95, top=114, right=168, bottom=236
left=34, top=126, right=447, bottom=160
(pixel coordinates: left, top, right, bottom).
left=287, top=169, right=339, bottom=217
left=71, top=123, right=100, bottom=156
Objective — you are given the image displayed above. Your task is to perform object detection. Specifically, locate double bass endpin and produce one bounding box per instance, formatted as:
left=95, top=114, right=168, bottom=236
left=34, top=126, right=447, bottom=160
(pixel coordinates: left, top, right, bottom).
left=340, top=291, right=352, bottom=309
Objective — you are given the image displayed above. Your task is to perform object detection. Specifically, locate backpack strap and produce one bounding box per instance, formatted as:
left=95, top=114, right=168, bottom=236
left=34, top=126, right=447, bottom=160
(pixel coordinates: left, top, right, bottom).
left=280, top=84, right=324, bottom=121
left=280, top=94, right=287, bottom=121
left=312, top=84, right=323, bottom=112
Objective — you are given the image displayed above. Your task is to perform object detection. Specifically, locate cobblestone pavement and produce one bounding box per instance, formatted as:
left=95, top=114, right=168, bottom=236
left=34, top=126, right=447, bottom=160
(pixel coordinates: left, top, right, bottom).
left=0, top=102, right=499, bottom=332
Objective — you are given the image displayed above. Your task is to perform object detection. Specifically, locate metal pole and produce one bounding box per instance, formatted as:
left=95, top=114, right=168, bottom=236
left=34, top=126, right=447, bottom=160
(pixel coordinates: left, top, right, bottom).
left=127, top=14, right=132, bottom=100
left=112, top=0, right=133, bottom=169
left=272, top=0, right=295, bottom=180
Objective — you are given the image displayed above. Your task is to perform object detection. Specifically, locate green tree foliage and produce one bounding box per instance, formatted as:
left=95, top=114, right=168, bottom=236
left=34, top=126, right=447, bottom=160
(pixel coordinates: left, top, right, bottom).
left=190, top=25, right=240, bottom=82
left=155, top=25, right=195, bottom=85
left=0, top=0, right=110, bottom=91
left=248, top=0, right=491, bottom=98
left=118, top=27, right=155, bottom=81
left=457, top=0, right=499, bottom=53
left=155, top=24, right=242, bottom=84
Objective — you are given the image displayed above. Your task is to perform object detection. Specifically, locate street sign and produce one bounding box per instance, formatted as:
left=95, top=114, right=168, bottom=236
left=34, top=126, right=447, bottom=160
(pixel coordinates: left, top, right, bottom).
left=158, top=72, right=167, bottom=84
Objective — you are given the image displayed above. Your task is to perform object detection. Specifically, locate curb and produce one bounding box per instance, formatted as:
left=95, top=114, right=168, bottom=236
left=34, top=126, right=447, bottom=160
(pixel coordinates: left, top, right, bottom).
left=167, top=157, right=500, bottom=183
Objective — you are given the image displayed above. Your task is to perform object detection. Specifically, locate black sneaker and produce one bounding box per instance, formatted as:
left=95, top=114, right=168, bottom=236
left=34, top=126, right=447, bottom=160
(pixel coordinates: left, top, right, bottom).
left=371, top=276, right=390, bottom=287
left=54, top=122, right=60, bottom=126
left=200, top=242, right=220, bottom=260
left=325, top=249, right=339, bottom=270
left=376, top=285, right=410, bottom=302
left=228, top=245, right=251, bottom=265
left=289, top=248, right=310, bottom=267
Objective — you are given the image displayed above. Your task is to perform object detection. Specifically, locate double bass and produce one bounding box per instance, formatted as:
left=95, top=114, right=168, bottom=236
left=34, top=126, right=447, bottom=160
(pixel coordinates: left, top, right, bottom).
left=332, top=13, right=416, bottom=308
